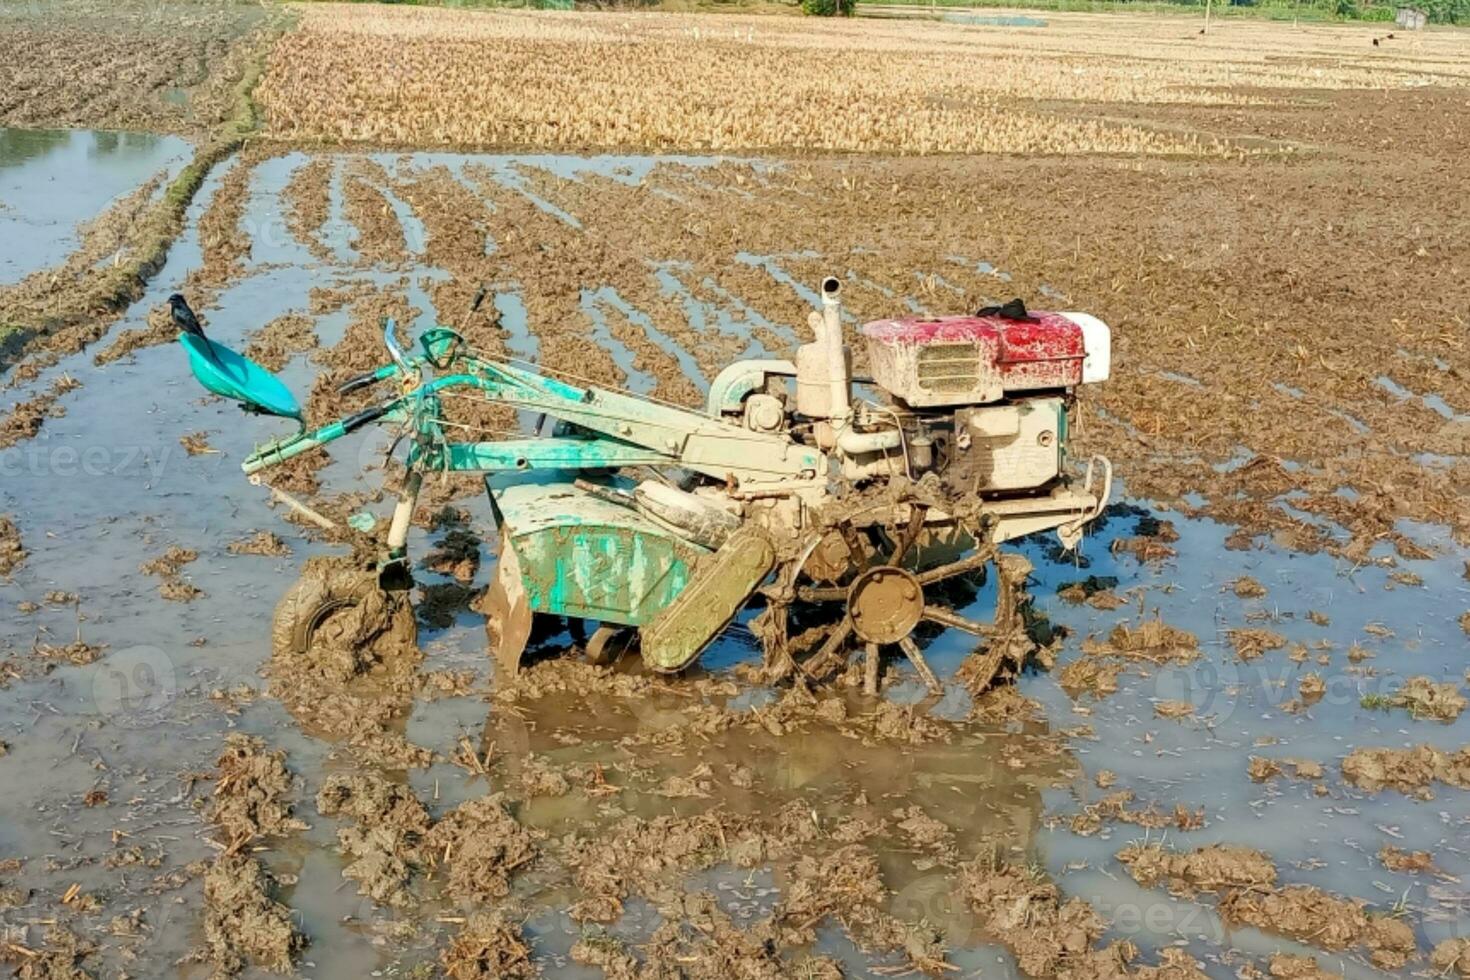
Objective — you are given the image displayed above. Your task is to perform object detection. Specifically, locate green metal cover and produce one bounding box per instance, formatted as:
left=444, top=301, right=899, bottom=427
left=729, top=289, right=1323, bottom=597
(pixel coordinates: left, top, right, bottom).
left=490, top=477, right=708, bottom=627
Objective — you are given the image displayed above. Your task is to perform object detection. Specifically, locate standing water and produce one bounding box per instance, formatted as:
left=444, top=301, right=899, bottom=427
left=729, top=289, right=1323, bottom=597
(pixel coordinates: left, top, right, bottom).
left=0, top=127, right=193, bottom=284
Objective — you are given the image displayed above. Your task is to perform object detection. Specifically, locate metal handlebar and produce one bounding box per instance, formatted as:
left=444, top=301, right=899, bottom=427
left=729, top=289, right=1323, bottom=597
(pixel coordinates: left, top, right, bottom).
left=384, top=318, right=412, bottom=375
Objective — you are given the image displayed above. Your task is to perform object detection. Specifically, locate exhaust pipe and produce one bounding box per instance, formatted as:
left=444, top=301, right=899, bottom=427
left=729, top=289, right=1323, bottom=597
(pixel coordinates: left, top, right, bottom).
left=819, top=277, right=851, bottom=425
left=795, top=276, right=853, bottom=447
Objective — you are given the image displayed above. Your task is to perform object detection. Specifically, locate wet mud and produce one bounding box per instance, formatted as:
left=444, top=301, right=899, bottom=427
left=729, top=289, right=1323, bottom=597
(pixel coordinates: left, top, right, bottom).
left=0, top=55, right=1466, bottom=978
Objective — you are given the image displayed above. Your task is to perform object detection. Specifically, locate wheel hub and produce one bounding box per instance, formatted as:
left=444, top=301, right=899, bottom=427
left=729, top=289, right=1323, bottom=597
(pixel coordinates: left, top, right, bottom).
left=846, top=565, right=924, bottom=644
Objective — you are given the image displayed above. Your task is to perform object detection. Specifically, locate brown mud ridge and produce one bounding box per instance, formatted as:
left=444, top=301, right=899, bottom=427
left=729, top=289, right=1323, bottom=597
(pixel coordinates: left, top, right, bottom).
left=0, top=128, right=273, bottom=389
left=244, top=312, right=316, bottom=372
left=1118, top=843, right=1416, bottom=970
left=282, top=158, right=332, bottom=263
left=1341, top=744, right=1470, bottom=799
left=195, top=735, right=308, bottom=976
left=0, top=376, right=80, bottom=449
left=959, top=855, right=1213, bottom=979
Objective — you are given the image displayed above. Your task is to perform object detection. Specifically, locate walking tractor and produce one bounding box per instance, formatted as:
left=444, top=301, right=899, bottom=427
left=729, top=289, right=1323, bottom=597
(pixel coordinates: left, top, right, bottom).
left=179, top=278, right=1113, bottom=694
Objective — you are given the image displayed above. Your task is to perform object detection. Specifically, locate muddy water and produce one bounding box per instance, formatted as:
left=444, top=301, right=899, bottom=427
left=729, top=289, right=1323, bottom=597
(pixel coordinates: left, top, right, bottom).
left=0, top=127, right=193, bottom=284
left=1, top=149, right=1467, bottom=978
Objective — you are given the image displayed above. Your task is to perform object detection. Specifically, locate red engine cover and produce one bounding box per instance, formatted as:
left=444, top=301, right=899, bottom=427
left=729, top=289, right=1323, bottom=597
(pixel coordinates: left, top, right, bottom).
left=862, top=313, right=1084, bottom=406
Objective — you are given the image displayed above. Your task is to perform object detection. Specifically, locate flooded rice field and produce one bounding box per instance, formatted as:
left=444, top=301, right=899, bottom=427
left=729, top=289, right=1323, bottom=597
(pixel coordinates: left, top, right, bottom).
left=0, top=135, right=1467, bottom=979
left=0, top=128, right=192, bottom=285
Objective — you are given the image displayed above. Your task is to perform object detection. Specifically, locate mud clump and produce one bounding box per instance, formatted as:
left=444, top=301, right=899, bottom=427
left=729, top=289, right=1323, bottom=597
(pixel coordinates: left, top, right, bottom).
left=1248, top=756, right=1324, bottom=783
left=1117, top=843, right=1276, bottom=893
left=1060, top=656, right=1120, bottom=699
left=1341, top=744, right=1470, bottom=799
left=1432, top=938, right=1470, bottom=977
left=1056, top=575, right=1123, bottom=608
left=665, top=891, right=850, bottom=980
left=1232, top=576, right=1269, bottom=598
left=201, top=854, right=307, bottom=976
left=138, top=549, right=198, bottom=578
left=1378, top=845, right=1447, bottom=878
left=1219, top=887, right=1415, bottom=969
left=1229, top=627, right=1286, bottom=661
left=776, top=843, right=887, bottom=944
left=573, top=891, right=848, bottom=980
left=179, top=431, right=214, bottom=455
left=139, top=546, right=204, bottom=602
left=227, top=531, right=291, bottom=557
left=1111, top=518, right=1179, bottom=563
left=777, top=843, right=949, bottom=972
left=316, top=771, right=431, bottom=906
left=442, top=912, right=535, bottom=980
left=1081, top=617, right=1199, bottom=663
left=563, top=812, right=739, bottom=923
left=423, top=794, right=538, bottom=904
left=957, top=857, right=1127, bottom=978
left=518, top=755, right=572, bottom=798
left=0, top=515, right=25, bottom=577
left=207, top=734, right=306, bottom=846
left=1068, top=789, right=1205, bottom=836
left=418, top=580, right=480, bottom=629
left=1385, top=676, right=1466, bottom=722
left=1116, top=843, right=1413, bottom=968
left=7, top=926, right=95, bottom=980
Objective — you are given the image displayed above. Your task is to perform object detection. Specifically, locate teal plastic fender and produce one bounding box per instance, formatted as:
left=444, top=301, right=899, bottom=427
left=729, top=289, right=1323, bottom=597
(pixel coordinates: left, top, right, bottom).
left=179, top=333, right=303, bottom=423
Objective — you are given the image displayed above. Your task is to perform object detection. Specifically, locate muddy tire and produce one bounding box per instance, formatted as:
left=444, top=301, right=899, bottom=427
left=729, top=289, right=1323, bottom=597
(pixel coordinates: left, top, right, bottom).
left=271, top=558, right=415, bottom=659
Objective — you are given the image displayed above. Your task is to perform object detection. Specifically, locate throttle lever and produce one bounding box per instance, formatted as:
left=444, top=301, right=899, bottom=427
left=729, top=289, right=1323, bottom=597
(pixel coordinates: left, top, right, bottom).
left=341, top=404, right=390, bottom=433
left=337, top=371, right=380, bottom=395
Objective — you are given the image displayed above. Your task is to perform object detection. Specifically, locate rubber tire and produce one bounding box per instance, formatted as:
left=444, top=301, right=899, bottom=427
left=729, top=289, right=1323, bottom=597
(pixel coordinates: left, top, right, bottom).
left=271, top=559, right=414, bottom=659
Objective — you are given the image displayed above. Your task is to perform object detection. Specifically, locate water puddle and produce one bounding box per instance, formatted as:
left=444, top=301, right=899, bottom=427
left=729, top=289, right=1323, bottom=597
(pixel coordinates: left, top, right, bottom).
left=0, top=127, right=192, bottom=284
left=1376, top=374, right=1468, bottom=422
